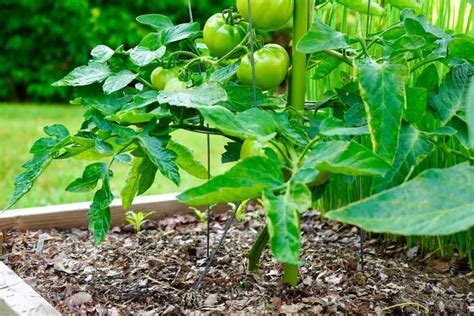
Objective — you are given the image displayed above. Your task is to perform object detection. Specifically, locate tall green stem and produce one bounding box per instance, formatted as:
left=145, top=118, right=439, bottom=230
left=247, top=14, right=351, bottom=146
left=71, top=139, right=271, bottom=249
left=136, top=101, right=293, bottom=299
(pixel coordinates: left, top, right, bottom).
left=289, top=0, right=311, bottom=111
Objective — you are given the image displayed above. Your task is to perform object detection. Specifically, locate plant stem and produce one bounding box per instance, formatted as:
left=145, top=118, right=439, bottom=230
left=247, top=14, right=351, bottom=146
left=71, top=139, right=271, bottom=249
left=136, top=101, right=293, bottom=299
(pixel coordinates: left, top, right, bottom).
left=283, top=264, right=299, bottom=286
left=288, top=0, right=311, bottom=112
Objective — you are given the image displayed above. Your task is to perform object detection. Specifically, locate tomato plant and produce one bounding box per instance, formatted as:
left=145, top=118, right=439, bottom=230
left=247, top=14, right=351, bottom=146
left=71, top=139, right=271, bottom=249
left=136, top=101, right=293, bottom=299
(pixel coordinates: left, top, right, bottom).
left=237, top=44, right=290, bottom=90
left=203, top=10, right=248, bottom=57
left=237, top=0, right=294, bottom=31
left=5, top=0, right=474, bottom=287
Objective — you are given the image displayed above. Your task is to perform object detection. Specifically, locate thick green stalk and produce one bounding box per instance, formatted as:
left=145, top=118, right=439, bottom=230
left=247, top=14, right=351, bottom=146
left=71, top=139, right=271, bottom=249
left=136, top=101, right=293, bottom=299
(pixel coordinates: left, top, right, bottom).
left=248, top=226, right=269, bottom=272
left=289, top=0, right=311, bottom=111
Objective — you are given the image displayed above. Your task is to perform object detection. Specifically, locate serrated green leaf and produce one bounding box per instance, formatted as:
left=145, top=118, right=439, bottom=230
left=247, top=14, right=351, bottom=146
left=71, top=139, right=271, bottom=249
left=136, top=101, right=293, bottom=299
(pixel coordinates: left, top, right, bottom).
left=157, top=83, right=227, bottom=108
left=66, top=162, right=109, bottom=193
left=327, top=164, right=474, bottom=236
left=91, top=45, right=115, bottom=63
left=263, top=182, right=311, bottom=265
left=167, top=140, right=208, bottom=179
left=357, top=59, right=408, bottom=163
left=129, top=46, right=166, bottom=67
left=103, top=70, right=137, bottom=95
left=297, top=19, right=350, bottom=54
left=136, top=14, right=174, bottom=30
left=139, top=135, right=180, bottom=185
left=177, top=157, right=285, bottom=206
left=210, top=63, right=239, bottom=82
left=430, top=62, right=473, bottom=124
left=299, top=141, right=391, bottom=178
left=88, top=178, right=114, bottom=245
left=53, top=62, right=111, bottom=87
left=309, top=52, right=342, bottom=80
left=319, top=117, right=369, bottom=136
left=372, top=124, right=435, bottom=193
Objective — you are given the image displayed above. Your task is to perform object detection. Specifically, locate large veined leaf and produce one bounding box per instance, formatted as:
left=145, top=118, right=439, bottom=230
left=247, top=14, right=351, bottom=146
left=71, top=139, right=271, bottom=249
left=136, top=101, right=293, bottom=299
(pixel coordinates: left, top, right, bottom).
left=138, top=135, right=180, bottom=185
left=91, top=45, right=115, bottom=63
left=136, top=14, right=174, bottom=31
left=53, top=62, right=111, bottom=87
left=103, top=70, right=137, bottom=95
left=199, top=106, right=277, bottom=141
left=167, top=140, right=208, bottom=179
left=319, top=117, right=369, bottom=136
left=371, top=123, right=435, bottom=193
left=309, top=52, right=342, bottom=80
left=357, top=59, right=408, bottom=163
left=129, top=46, right=166, bottom=67
left=6, top=125, right=70, bottom=209
left=157, top=83, right=227, bottom=108
left=405, top=87, right=427, bottom=124
left=300, top=141, right=391, bottom=178
left=297, top=19, right=350, bottom=53
left=263, top=182, right=312, bottom=265
left=88, top=178, right=114, bottom=245
left=430, top=62, right=473, bottom=124
left=467, top=78, right=474, bottom=148
left=327, top=163, right=474, bottom=236
left=177, top=157, right=285, bottom=206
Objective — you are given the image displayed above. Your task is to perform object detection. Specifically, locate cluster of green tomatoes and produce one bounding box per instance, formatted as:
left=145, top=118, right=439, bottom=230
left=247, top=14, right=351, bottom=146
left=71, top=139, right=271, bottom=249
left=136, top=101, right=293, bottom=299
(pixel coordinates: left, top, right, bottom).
left=150, top=0, right=294, bottom=93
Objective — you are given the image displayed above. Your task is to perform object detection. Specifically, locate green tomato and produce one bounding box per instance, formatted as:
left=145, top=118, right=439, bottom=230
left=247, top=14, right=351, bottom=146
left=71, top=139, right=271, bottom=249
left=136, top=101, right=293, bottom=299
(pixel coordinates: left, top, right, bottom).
left=337, top=0, right=384, bottom=16
left=164, top=78, right=187, bottom=92
left=237, top=0, right=294, bottom=31
left=237, top=44, right=290, bottom=91
left=240, top=139, right=265, bottom=159
left=150, top=67, right=180, bottom=90
left=203, top=13, right=248, bottom=57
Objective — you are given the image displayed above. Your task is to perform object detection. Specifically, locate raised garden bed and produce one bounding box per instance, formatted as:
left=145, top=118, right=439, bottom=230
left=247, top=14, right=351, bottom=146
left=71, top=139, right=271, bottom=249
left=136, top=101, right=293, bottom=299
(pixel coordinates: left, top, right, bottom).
left=1, top=206, right=472, bottom=314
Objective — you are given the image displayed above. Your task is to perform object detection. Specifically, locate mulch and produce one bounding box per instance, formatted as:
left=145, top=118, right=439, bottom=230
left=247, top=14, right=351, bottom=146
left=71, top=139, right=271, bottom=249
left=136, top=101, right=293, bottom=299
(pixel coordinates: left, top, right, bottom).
left=1, top=207, right=473, bottom=315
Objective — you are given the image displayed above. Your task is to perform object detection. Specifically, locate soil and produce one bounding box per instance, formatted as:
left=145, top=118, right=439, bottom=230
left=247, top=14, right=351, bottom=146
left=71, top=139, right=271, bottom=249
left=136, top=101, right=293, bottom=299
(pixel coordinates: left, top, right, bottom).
left=1, top=208, right=473, bottom=315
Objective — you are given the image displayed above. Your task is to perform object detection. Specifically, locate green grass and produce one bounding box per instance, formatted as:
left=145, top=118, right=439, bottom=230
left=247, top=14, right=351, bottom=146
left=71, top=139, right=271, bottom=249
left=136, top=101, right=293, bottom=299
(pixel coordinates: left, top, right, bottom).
left=0, top=104, right=231, bottom=209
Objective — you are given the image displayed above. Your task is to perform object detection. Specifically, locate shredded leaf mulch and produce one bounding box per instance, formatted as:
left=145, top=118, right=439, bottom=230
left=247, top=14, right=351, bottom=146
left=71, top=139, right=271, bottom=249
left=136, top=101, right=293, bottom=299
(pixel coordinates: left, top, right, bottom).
left=1, top=209, right=473, bottom=315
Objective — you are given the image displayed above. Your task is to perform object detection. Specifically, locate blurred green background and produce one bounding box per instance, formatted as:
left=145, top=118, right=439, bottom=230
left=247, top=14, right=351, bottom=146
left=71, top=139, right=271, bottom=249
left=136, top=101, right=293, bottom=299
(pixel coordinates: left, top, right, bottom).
left=0, top=0, right=235, bottom=208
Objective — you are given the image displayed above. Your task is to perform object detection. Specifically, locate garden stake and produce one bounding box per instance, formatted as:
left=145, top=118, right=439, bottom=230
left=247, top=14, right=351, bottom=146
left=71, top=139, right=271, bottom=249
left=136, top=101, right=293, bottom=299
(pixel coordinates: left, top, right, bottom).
left=194, top=203, right=240, bottom=290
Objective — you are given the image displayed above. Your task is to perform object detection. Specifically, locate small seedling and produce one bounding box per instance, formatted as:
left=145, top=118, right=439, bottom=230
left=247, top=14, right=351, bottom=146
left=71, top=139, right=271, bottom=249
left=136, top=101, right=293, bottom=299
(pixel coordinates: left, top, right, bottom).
left=125, top=211, right=154, bottom=234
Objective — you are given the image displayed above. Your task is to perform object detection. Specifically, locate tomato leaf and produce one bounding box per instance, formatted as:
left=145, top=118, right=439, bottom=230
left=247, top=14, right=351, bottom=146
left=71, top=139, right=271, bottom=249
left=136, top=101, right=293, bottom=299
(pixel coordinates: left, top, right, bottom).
left=103, top=70, right=137, bottom=95
left=467, top=77, right=474, bottom=149
left=167, top=140, right=208, bottom=179
left=157, top=83, right=227, bottom=108
left=430, top=62, right=473, bottom=124
left=177, top=156, right=285, bottom=206
left=66, top=162, right=109, bottom=193
left=129, top=45, right=166, bottom=67
left=371, top=123, right=435, bottom=193
left=327, top=163, right=474, bottom=236
left=91, top=45, right=115, bottom=63
left=263, top=182, right=311, bottom=265
left=357, top=59, right=408, bottom=163
left=88, top=177, right=114, bottom=245
left=297, top=19, right=349, bottom=53
left=318, top=117, right=369, bottom=136
left=53, top=62, right=111, bottom=87
left=136, top=14, right=174, bottom=31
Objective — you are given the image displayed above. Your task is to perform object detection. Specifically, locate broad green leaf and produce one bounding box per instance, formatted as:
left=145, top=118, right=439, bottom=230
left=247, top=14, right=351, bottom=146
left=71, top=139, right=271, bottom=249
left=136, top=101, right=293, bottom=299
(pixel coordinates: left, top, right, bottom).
left=448, top=36, right=474, bottom=63
left=263, top=182, right=311, bottom=265
left=199, top=106, right=277, bottom=141
left=319, top=117, right=369, bottom=136
left=357, top=59, right=408, bottom=163
left=121, top=157, right=143, bottom=209
left=210, top=63, right=239, bottom=82
left=177, top=157, right=285, bottom=206
left=53, top=62, right=111, bottom=87
left=309, top=52, right=342, bottom=80
left=219, top=85, right=284, bottom=112
left=160, top=23, right=200, bottom=45
left=447, top=116, right=470, bottom=149
left=129, top=46, right=166, bottom=67
left=167, top=140, right=208, bottom=179
left=297, top=19, right=349, bottom=54
left=91, top=45, right=115, bottom=63
left=6, top=125, right=70, bottom=209
left=415, top=64, right=439, bottom=91
left=275, top=112, right=309, bottom=146
left=123, top=90, right=160, bottom=111
left=392, top=35, right=426, bottom=53
left=88, top=178, right=114, bottom=245
left=66, top=162, right=109, bottom=193
left=61, top=136, right=113, bottom=160
left=467, top=78, right=474, bottom=148
left=136, top=14, right=174, bottom=30
left=327, top=163, right=474, bottom=236
left=157, top=83, right=227, bottom=108
left=103, top=70, right=137, bottom=95
left=137, top=156, right=158, bottom=195
left=405, top=86, right=427, bottom=124
left=299, top=141, right=391, bottom=177
left=75, top=86, right=131, bottom=115
left=139, top=135, right=180, bottom=185
left=372, top=124, right=435, bottom=193
left=430, top=62, right=473, bottom=123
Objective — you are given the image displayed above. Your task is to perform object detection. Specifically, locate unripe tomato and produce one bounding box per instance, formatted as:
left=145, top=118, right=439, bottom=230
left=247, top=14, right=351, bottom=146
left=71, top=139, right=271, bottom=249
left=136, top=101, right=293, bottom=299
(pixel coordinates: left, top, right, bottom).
left=203, top=13, right=248, bottom=57
left=337, top=0, right=384, bottom=16
left=151, top=67, right=180, bottom=90
left=164, top=78, right=187, bottom=92
left=237, top=0, right=294, bottom=31
left=240, top=139, right=265, bottom=159
left=237, top=44, right=290, bottom=91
